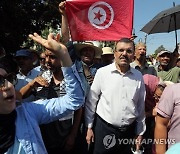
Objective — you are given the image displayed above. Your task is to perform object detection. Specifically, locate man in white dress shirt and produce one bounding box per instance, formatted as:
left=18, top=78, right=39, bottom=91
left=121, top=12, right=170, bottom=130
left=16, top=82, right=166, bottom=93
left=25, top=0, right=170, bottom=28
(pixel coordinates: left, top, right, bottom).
left=85, top=38, right=146, bottom=154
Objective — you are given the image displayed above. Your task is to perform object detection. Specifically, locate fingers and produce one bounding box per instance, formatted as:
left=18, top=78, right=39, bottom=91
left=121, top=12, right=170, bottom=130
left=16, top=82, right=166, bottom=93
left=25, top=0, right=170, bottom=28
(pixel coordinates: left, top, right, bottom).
left=86, top=134, right=94, bottom=144
left=92, top=136, right=94, bottom=143
left=56, top=33, right=61, bottom=42
left=86, top=136, right=91, bottom=144
left=35, top=76, right=49, bottom=87
left=47, top=33, right=54, bottom=41
left=29, top=33, right=45, bottom=45
left=59, top=1, right=66, bottom=15
left=59, top=1, right=66, bottom=10
left=29, top=33, right=53, bottom=50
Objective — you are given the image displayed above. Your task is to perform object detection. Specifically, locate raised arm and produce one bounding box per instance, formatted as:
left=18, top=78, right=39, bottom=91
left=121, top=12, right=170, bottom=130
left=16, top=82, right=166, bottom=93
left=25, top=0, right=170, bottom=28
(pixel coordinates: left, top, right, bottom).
left=28, top=33, right=84, bottom=124
left=29, top=33, right=72, bottom=67
left=59, top=1, right=70, bottom=44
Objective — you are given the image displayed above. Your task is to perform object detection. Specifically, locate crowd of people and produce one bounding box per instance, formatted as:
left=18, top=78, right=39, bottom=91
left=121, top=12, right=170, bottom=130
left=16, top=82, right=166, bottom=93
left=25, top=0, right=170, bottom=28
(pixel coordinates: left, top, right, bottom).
left=0, top=1, right=180, bottom=154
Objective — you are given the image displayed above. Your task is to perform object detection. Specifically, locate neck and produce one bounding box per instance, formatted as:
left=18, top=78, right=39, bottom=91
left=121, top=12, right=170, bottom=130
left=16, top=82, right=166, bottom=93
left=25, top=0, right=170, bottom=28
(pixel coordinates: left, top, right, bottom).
left=82, top=61, right=93, bottom=67
left=20, top=68, right=32, bottom=76
left=53, top=70, right=64, bottom=84
left=135, top=58, right=146, bottom=67
left=159, top=65, right=168, bottom=71
left=115, top=63, right=129, bottom=74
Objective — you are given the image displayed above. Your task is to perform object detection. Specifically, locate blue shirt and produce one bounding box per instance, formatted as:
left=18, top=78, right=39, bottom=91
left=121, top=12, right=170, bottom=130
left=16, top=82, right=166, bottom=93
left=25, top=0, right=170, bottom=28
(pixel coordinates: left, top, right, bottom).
left=75, top=60, right=101, bottom=97
left=6, top=64, right=84, bottom=154
left=15, top=66, right=41, bottom=102
left=166, top=142, right=180, bottom=154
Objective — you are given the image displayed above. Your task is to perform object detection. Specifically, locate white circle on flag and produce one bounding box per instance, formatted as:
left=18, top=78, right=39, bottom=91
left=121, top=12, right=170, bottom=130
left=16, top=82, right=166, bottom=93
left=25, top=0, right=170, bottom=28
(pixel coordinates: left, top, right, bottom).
left=88, top=1, right=114, bottom=29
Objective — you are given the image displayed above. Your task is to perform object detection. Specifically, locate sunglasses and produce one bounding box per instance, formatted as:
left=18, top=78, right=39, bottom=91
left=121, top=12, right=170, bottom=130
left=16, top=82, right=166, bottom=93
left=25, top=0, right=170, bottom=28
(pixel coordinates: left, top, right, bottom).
left=40, top=58, right=45, bottom=61
left=0, top=73, right=17, bottom=88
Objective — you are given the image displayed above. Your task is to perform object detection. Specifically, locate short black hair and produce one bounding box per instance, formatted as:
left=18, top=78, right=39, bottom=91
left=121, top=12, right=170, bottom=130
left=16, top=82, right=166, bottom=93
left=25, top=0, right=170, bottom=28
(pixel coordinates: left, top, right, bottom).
left=115, top=38, right=135, bottom=51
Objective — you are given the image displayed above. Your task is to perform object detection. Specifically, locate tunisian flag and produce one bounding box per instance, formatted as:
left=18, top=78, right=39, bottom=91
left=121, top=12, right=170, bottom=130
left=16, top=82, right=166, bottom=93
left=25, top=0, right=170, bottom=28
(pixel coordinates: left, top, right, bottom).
left=66, top=0, right=134, bottom=41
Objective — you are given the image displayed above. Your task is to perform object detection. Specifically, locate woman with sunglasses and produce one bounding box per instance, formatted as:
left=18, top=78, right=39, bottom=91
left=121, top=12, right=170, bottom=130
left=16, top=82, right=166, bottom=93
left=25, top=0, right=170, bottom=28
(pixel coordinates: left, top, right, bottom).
left=0, top=33, right=84, bottom=154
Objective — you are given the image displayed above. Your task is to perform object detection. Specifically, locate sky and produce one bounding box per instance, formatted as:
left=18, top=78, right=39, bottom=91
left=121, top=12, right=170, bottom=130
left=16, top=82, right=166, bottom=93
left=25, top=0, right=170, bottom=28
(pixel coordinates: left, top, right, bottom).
left=134, top=0, right=180, bottom=55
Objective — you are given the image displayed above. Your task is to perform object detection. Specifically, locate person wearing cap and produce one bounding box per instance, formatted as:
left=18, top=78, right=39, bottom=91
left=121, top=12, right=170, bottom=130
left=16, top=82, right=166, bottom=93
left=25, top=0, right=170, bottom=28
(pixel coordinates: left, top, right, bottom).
left=131, top=42, right=157, bottom=76
left=85, top=38, right=146, bottom=154
left=15, top=49, right=41, bottom=102
left=101, top=47, right=114, bottom=66
left=156, top=50, right=180, bottom=83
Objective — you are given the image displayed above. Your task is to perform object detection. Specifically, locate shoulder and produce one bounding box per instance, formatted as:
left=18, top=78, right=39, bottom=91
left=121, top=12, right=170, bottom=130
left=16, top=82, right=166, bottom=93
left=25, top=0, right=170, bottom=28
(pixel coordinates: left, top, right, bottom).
left=130, top=67, right=143, bottom=78
left=130, top=61, right=138, bottom=68
left=171, top=66, right=180, bottom=72
left=96, top=63, right=114, bottom=73
left=165, top=83, right=180, bottom=91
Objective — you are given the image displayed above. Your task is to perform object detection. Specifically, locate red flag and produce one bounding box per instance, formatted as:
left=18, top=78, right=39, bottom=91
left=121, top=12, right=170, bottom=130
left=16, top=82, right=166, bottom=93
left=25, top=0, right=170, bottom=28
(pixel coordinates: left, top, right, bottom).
left=66, top=0, right=134, bottom=41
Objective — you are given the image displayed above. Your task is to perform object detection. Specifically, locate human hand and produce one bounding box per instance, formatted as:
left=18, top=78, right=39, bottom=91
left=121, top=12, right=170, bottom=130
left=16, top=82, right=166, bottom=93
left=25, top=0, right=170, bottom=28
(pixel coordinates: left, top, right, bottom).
left=29, top=33, right=72, bottom=67
left=135, top=135, right=143, bottom=151
left=29, top=76, right=49, bottom=88
left=33, top=76, right=49, bottom=87
left=59, top=1, right=66, bottom=16
left=86, top=128, right=94, bottom=144
left=29, top=33, right=64, bottom=53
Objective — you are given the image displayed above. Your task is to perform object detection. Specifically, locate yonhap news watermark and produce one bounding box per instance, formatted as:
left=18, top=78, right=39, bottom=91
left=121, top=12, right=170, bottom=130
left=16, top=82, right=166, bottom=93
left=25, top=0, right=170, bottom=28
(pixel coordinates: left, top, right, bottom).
left=103, top=134, right=176, bottom=149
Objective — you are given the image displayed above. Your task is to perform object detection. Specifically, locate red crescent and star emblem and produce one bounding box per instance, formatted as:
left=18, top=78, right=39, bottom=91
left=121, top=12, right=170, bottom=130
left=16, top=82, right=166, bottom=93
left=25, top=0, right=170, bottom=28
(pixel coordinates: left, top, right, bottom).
left=88, top=1, right=114, bottom=29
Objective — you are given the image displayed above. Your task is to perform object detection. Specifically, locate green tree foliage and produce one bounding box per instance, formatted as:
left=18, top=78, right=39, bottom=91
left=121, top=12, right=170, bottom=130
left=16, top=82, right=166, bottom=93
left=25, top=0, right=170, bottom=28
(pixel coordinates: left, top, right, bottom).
left=0, top=0, right=62, bottom=54
left=154, top=45, right=166, bottom=56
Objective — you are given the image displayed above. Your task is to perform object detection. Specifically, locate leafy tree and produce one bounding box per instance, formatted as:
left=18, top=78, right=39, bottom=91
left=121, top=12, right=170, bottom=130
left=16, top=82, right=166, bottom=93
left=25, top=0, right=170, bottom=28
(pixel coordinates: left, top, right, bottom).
left=154, top=45, right=166, bottom=56
left=0, top=0, right=62, bottom=54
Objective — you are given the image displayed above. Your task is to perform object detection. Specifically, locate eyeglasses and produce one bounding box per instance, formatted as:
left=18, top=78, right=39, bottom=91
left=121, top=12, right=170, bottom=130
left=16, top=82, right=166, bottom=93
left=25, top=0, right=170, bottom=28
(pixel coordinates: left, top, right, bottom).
left=0, top=73, right=17, bottom=88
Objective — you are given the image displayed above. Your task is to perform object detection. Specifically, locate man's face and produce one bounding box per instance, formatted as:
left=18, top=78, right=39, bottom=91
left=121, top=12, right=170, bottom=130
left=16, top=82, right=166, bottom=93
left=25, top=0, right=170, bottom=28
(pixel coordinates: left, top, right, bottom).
left=80, top=47, right=95, bottom=65
left=154, top=87, right=163, bottom=104
left=16, top=56, right=33, bottom=72
left=114, top=42, right=134, bottom=67
left=0, top=68, right=16, bottom=114
left=45, top=50, right=61, bottom=72
left=40, top=52, right=46, bottom=66
left=158, top=53, right=171, bottom=66
left=135, top=45, right=146, bottom=61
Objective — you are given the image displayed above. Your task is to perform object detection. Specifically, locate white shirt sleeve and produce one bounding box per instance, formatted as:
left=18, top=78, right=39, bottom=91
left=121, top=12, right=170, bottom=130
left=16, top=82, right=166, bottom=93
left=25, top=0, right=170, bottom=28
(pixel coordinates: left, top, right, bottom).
left=136, top=78, right=146, bottom=136
left=85, top=69, right=101, bottom=128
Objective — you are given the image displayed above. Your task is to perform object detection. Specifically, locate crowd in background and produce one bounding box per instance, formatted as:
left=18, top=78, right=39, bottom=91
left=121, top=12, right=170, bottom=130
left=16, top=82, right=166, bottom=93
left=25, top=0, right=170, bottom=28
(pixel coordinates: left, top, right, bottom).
left=0, top=1, right=180, bottom=154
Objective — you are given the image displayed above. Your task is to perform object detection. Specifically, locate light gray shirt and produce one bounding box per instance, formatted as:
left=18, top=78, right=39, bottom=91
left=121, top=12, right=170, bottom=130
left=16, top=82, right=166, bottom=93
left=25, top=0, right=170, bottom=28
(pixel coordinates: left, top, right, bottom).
left=85, top=62, right=146, bottom=135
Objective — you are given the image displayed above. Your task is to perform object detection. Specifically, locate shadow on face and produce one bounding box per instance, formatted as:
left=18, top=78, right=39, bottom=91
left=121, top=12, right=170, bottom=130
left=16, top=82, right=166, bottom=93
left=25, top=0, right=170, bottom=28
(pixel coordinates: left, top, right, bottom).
left=0, top=68, right=16, bottom=114
left=80, top=47, right=95, bottom=65
left=158, top=53, right=171, bottom=66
